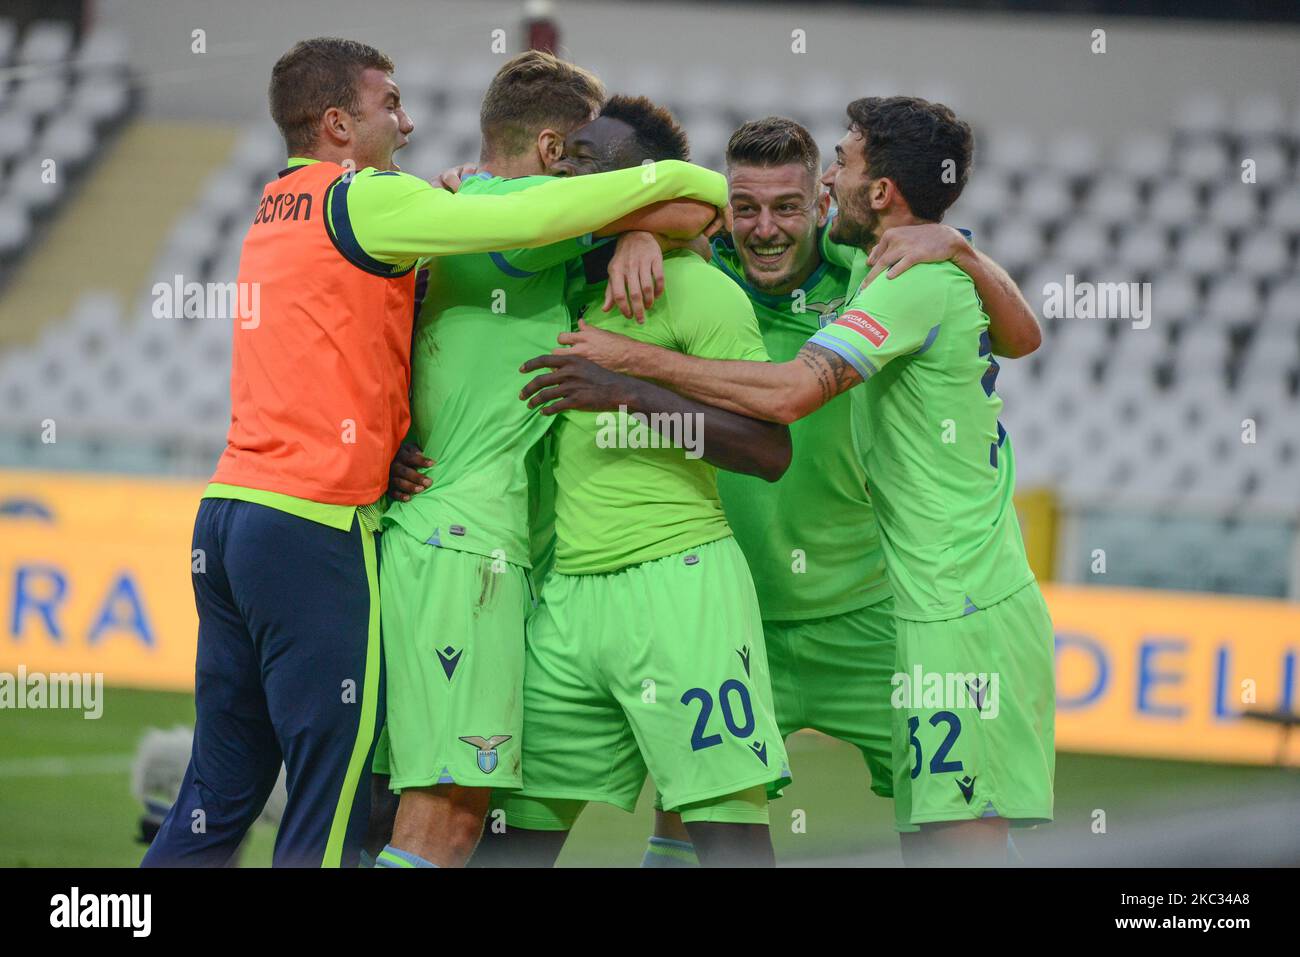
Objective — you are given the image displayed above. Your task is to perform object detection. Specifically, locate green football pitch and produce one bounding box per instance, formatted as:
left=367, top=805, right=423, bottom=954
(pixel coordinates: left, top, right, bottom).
left=1, top=687, right=1293, bottom=867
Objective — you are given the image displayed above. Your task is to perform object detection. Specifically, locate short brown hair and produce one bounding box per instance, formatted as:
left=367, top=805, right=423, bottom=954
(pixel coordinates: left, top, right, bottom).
left=479, top=51, right=605, bottom=156
left=726, top=116, right=820, bottom=180
left=269, top=38, right=395, bottom=154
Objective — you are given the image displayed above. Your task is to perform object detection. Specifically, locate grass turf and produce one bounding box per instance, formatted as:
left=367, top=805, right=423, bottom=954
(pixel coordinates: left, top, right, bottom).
left=1, top=686, right=1292, bottom=867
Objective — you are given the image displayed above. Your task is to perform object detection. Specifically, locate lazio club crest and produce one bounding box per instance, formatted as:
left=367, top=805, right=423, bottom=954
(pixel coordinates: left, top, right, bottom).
left=807, top=295, right=846, bottom=328
left=459, top=735, right=512, bottom=773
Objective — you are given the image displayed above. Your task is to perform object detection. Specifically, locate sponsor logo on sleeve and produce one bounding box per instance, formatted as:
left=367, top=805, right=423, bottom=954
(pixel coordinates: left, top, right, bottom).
left=833, top=309, right=890, bottom=348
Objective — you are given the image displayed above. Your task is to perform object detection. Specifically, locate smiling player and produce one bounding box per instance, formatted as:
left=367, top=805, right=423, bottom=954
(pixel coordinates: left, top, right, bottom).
left=534, top=98, right=1055, bottom=866
left=473, top=97, right=795, bottom=868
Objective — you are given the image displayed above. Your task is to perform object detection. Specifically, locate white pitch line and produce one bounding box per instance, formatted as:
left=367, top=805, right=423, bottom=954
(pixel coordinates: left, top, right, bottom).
left=0, top=754, right=135, bottom=778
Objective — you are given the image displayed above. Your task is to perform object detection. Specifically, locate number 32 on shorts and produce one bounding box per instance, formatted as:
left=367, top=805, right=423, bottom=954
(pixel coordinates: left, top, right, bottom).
left=908, top=711, right=963, bottom=778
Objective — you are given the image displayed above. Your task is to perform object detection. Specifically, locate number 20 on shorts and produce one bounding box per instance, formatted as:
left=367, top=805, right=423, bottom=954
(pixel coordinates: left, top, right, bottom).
left=681, top=680, right=756, bottom=750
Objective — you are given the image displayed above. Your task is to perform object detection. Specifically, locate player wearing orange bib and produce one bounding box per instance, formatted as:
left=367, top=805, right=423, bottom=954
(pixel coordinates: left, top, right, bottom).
left=142, top=38, right=728, bottom=869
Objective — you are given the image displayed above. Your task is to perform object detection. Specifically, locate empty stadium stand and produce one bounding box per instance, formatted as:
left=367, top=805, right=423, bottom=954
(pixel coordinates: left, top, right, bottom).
left=0, top=19, right=134, bottom=274
left=0, top=41, right=1296, bottom=595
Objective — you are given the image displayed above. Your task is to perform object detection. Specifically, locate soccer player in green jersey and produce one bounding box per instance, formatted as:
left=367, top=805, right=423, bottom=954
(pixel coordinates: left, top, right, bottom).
left=532, top=97, right=1055, bottom=867
left=146, top=37, right=736, bottom=871
left=471, top=97, right=795, bottom=868
left=597, top=116, right=1041, bottom=867
left=372, top=55, right=732, bottom=870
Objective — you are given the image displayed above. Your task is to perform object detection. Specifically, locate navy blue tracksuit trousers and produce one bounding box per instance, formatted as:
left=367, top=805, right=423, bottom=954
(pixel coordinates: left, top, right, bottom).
left=142, top=497, right=385, bottom=868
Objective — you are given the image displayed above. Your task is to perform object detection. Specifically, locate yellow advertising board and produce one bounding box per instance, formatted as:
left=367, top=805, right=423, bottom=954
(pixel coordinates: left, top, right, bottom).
left=0, top=469, right=204, bottom=691
left=1045, top=583, right=1299, bottom=767
left=1, top=470, right=1297, bottom=767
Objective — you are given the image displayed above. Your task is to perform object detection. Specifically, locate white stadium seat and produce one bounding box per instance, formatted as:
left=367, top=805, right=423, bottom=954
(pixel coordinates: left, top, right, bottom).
left=1174, top=228, right=1230, bottom=278
left=985, top=128, right=1039, bottom=175
left=1263, top=279, right=1300, bottom=325
left=1018, top=173, right=1073, bottom=224
left=38, top=118, right=97, bottom=167
left=1238, top=137, right=1288, bottom=185
left=1203, top=276, right=1261, bottom=325
left=0, top=200, right=30, bottom=258
left=1148, top=179, right=1199, bottom=228
left=1266, top=190, right=1300, bottom=234
left=8, top=164, right=64, bottom=212
left=1178, top=139, right=1231, bottom=187
left=1174, top=93, right=1229, bottom=138
left=949, top=171, right=1011, bottom=223
left=74, top=27, right=130, bottom=75
left=68, top=75, right=132, bottom=126
left=1234, top=93, right=1287, bottom=140
left=14, top=75, right=68, bottom=114
left=1087, top=177, right=1142, bottom=228
left=1114, top=132, right=1171, bottom=183
left=1053, top=220, right=1109, bottom=270
left=1114, top=224, right=1171, bottom=273
left=1206, top=188, right=1259, bottom=232
left=0, top=20, right=16, bottom=66
left=18, top=20, right=74, bottom=66
left=1235, top=229, right=1291, bottom=281
left=229, top=126, right=283, bottom=178
left=985, top=217, right=1044, bottom=273
left=0, top=110, right=38, bottom=163
left=1047, top=131, right=1103, bottom=181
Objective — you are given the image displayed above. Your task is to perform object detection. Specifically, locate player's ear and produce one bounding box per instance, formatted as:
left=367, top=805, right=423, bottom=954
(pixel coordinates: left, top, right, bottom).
left=321, top=106, right=351, bottom=147
left=537, top=129, right=565, bottom=166
left=870, top=176, right=894, bottom=210
left=815, top=187, right=831, bottom=225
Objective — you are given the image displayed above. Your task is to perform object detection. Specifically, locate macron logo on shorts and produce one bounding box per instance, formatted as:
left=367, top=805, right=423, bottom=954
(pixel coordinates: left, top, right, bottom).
left=834, top=309, right=890, bottom=349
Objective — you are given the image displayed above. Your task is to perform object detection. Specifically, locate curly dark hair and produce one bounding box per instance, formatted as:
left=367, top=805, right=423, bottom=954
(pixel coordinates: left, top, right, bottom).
left=598, top=94, right=690, bottom=164
left=845, top=96, right=973, bottom=221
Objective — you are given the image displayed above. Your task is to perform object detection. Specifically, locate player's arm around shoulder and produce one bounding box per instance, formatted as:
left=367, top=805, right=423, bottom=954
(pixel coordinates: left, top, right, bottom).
left=332, top=165, right=531, bottom=269
left=542, top=299, right=827, bottom=426
left=661, top=258, right=794, bottom=479
left=325, top=167, right=429, bottom=272
left=490, top=174, right=616, bottom=275
left=865, top=222, right=1041, bottom=359
left=801, top=265, right=948, bottom=398
left=518, top=253, right=793, bottom=481
left=524, top=252, right=831, bottom=424
left=340, top=161, right=726, bottom=265
left=950, top=243, right=1042, bottom=358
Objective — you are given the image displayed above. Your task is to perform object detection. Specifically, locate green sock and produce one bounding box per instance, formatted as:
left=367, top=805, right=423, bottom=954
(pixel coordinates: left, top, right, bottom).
left=641, top=836, right=698, bottom=868
left=377, top=845, right=438, bottom=868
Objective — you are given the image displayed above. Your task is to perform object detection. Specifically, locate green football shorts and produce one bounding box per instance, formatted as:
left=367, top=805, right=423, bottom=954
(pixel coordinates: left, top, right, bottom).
left=765, top=597, right=896, bottom=800
left=372, top=723, right=390, bottom=777
left=378, top=526, right=532, bottom=792
left=503, top=536, right=790, bottom=818
left=890, top=581, right=1055, bottom=830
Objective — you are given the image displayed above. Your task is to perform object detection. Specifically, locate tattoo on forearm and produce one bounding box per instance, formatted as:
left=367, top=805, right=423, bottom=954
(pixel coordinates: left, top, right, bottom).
left=798, top=343, right=860, bottom=404
left=797, top=349, right=834, bottom=405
